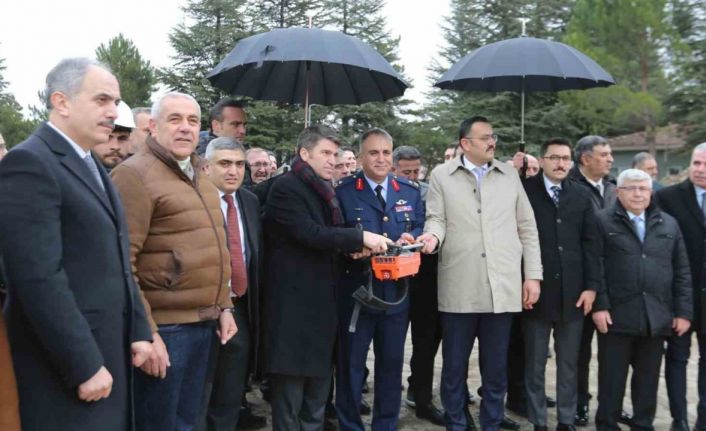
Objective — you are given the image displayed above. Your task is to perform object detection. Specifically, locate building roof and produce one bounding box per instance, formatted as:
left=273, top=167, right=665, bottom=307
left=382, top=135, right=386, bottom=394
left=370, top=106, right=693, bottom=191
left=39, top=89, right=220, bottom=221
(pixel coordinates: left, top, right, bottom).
left=606, top=124, right=687, bottom=152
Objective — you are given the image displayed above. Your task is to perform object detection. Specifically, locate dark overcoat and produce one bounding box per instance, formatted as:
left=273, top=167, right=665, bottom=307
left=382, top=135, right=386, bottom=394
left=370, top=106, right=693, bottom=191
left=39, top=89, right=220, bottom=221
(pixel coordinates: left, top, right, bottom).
left=262, top=171, right=363, bottom=377
left=522, top=173, right=598, bottom=322
left=0, top=123, right=151, bottom=431
left=655, top=180, right=706, bottom=333
left=588, top=201, right=693, bottom=337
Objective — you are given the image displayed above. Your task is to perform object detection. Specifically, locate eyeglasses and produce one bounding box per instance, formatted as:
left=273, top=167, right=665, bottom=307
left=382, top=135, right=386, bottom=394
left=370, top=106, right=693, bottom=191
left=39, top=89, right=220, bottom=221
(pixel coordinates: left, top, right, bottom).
left=543, top=155, right=572, bottom=163
left=464, top=134, right=498, bottom=144
left=250, top=162, right=271, bottom=169
left=618, top=186, right=652, bottom=193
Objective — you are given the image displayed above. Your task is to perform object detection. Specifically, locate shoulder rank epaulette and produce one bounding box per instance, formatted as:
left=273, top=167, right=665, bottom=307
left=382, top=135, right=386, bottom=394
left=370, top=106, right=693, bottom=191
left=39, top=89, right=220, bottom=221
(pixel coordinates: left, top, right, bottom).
left=391, top=178, right=401, bottom=192
left=355, top=177, right=364, bottom=191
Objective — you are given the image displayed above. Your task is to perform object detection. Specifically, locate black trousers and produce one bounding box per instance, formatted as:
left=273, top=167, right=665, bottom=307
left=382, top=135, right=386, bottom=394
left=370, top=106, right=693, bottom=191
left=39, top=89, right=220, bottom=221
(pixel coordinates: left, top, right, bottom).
left=203, top=297, right=251, bottom=431
left=506, top=314, right=525, bottom=407
left=577, top=314, right=595, bottom=406
left=595, top=332, right=664, bottom=431
left=408, top=253, right=442, bottom=406
left=271, top=373, right=331, bottom=431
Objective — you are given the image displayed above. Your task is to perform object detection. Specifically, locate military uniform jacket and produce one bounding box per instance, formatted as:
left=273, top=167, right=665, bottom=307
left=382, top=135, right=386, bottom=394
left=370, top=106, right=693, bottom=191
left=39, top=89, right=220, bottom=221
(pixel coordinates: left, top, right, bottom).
left=336, top=172, right=424, bottom=315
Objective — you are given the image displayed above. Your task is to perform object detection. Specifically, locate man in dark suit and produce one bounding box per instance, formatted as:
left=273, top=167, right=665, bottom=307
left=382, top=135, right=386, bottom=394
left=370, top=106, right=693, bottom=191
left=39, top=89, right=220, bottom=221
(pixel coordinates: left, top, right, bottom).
left=0, top=57, right=152, bottom=431
left=566, top=135, right=617, bottom=426
left=202, top=137, right=263, bottom=431
left=262, top=125, right=389, bottom=430
left=655, top=143, right=706, bottom=431
left=590, top=168, right=692, bottom=430
left=522, top=138, right=598, bottom=431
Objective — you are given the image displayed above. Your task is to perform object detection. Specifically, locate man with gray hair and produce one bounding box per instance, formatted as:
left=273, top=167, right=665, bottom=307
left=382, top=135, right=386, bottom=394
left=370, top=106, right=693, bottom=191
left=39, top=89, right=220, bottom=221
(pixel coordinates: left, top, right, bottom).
left=632, top=151, right=662, bottom=190
left=201, top=137, right=264, bottom=431
left=0, top=57, right=153, bottom=431
left=567, top=134, right=617, bottom=426
left=654, top=142, right=706, bottom=431
left=129, top=107, right=151, bottom=156
left=112, top=92, right=236, bottom=431
left=588, top=168, right=692, bottom=430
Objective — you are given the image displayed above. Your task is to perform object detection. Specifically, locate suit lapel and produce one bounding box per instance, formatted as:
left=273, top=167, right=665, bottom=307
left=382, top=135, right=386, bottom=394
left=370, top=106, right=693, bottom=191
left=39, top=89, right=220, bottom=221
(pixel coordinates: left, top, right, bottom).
left=679, top=180, right=704, bottom=228
left=37, top=124, right=117, bottom=222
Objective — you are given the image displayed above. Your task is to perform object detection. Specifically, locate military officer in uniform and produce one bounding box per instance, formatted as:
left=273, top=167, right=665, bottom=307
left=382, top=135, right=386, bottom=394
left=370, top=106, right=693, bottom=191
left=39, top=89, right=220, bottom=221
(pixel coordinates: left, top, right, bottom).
left=335, top=128, right=425, bottom=431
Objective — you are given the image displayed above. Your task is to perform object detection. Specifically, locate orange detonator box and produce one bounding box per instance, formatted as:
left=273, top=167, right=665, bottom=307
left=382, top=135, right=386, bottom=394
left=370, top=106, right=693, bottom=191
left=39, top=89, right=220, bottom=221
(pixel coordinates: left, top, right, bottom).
left=371, top=243, right=423, bottom=281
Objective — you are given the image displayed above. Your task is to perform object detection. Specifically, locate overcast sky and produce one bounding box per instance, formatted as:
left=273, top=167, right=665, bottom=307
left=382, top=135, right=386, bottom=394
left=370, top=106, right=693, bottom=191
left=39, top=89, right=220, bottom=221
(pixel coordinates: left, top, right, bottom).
left=0, top=0, right=450, bottom=116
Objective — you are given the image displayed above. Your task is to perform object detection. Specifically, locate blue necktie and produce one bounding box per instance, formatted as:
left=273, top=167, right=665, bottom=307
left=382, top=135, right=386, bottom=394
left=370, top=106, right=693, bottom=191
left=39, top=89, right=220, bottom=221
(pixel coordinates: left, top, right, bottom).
left=551, top=185, right=560, bottom=207
left=632, top=216, right=645, bottom=243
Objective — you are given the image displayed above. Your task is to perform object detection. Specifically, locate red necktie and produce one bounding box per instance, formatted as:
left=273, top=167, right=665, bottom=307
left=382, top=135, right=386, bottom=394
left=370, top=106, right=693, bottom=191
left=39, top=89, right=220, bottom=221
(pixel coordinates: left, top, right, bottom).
left=223, top=194, right=248, bottom=297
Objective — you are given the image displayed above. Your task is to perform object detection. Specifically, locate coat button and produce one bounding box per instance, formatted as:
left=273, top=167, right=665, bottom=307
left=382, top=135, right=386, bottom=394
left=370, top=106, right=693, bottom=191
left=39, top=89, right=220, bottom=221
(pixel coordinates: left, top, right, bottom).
left=558, top=246, right=563, bottom=252
left=554, top=273, right=560, bottom=279
left=481, top=252, right=486, bottom=258
left=477, top=209, right=482, bottom=214
left=556, top=218, right=562, bottom=224
left=383, top=216, right=389, bottom=222
left=642, top=254, right=647, bottom=259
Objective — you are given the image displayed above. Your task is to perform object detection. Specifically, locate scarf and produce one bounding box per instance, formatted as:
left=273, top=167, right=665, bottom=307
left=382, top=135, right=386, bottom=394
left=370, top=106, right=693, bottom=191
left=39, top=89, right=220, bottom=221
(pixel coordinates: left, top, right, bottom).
left=291, top=156, right=344, bottom=226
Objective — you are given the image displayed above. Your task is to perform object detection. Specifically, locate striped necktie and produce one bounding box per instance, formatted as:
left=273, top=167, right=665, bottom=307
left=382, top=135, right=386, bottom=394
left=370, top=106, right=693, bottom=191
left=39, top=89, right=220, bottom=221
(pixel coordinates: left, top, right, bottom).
left=223, top=195, right=248, bottom=297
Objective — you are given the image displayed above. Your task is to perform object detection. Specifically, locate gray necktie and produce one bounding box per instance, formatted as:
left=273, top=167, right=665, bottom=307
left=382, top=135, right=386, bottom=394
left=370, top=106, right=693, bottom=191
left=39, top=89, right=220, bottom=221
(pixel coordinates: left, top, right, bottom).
left=632, top=216, right=645, bottom=243
left=473, top=166, right=487, bottom=189
left=83, top=154, right=105, bottom=192
left=595, top=181, right=604, bottom=197
left=701, top=193, right=706, bottom=221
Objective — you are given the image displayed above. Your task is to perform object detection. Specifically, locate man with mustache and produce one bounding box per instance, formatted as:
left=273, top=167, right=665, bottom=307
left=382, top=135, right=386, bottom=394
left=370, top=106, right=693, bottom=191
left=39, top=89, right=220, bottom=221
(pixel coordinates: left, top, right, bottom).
left=521, top=138, right=598, bottom=431
left=566, top=135, right=617, bottom=427
left=0, top=57, right=152, bottom=431
left=112, top=92, right=236, bottom=431
left=247, top=147, right=273, bottom=184
left=417, top=116, right=542, bottom=431
left=93, top=101, right=134, bottom=172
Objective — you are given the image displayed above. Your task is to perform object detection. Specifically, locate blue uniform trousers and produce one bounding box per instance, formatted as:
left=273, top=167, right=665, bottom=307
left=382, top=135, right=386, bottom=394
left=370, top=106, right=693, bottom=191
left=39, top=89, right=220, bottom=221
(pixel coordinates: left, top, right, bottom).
left=440, top=312, right=513, bottom=431
left=336, top=309, right=409, bottom=431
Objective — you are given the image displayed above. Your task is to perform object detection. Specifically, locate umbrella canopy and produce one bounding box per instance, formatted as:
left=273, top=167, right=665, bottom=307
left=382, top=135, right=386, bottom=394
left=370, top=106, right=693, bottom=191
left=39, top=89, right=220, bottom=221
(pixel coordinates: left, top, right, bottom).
left=207, top=27, right=408, bottom=108
left=434, top=36, right=615, bottom=160
left=435, top=36, right=615, bottom=92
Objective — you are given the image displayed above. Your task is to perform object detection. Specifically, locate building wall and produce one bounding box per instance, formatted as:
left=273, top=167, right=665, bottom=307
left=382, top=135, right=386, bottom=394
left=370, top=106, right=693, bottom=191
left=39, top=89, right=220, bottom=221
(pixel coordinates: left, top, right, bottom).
left=611, top=150, right=691, bottom=180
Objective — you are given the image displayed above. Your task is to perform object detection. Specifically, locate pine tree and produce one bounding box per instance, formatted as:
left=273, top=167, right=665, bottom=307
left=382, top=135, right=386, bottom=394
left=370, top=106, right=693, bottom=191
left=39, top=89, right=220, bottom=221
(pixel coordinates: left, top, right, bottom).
left=318, top=0, right=412, bottom=146
left=665, top=0, right=706, bottom=145
left=0, top=55, right=35, bottom=147
left=95, top=34, right=156, bottom=107
left=562, top=0, right=678, bottom=152
left=424, top=0, right=579, bottom=160
left=160, top=0, right=251, bottom=112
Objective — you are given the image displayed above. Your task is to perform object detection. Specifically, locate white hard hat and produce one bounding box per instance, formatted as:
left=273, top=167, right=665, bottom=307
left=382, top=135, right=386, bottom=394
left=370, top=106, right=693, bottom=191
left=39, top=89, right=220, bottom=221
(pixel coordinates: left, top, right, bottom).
left=115, top=100, right=136, bottom=129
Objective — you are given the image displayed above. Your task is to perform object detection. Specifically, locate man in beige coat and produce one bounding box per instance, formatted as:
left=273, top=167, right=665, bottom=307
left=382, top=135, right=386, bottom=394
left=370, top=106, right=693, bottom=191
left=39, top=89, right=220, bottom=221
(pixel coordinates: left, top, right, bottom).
left=418, top=116, right=542, bottom=431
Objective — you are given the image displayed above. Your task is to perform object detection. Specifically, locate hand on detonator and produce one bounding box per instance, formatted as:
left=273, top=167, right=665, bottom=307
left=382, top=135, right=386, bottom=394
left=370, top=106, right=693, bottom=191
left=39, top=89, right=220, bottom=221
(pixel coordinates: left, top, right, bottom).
left=395, top=232, right=415, bottom=246
left=415, top=233, right=438, bottom=254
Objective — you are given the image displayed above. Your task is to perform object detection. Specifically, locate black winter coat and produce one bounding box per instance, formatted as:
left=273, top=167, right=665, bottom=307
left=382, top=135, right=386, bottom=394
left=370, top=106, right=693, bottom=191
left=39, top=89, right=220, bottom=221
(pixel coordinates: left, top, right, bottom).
left=588, top=201, right=693, bottom=337
left=655, top=180, right=706, bottom=333
left=522, top=173, right=598, bottom=322
left=262, top=172, right=363, bottom=377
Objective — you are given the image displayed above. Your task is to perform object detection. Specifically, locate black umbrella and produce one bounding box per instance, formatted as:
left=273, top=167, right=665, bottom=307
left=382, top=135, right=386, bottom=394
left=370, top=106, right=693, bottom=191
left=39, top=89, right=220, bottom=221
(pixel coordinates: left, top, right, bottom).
left=434, top=35, right=615, bottom=151
left=207, top=27, right=408, bottom=125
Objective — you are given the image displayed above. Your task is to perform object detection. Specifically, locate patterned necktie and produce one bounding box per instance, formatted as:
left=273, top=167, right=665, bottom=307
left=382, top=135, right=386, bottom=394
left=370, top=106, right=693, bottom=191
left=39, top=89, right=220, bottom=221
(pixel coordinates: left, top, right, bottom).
left=223, top=195, right=248, bottom=297
left=83, top=154, right=105, bottom=192
left=632, top=216, right=645, bottom=243
left=551, top=185, right=561, bottom=207
left=375, top=184, right=386, bottom=209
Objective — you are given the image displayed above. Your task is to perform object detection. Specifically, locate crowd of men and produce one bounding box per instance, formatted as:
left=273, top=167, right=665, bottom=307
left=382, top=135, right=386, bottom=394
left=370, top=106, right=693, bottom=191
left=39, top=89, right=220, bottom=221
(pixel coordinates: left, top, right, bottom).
left=0, top=58, right=705, bottom=431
